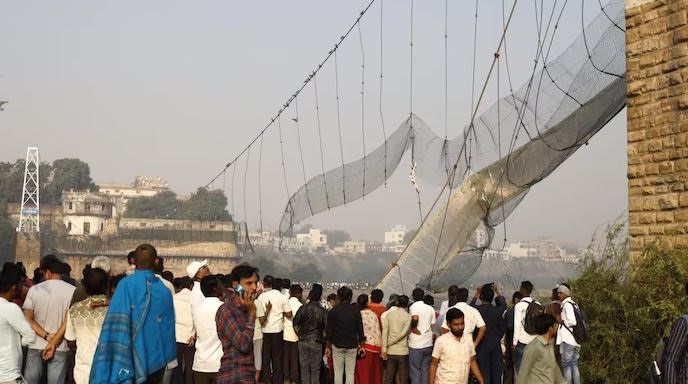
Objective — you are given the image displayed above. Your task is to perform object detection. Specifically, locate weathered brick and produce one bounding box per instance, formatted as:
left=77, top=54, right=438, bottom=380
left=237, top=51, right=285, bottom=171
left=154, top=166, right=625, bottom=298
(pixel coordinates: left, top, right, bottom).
left=676, top=208, right=688, bottom=222
left=668, top=11, right=688, bottom=29
left=675, top=235, right=688, bottom=248
left=657, top=211, right=676, bottom=222
left=674, top=25, right=688, bottom=44
left=666, top=223, right=686, bottom=234
left=640, top=212, right=657, bottom=224
left=660, top=194, right=680, bottom=209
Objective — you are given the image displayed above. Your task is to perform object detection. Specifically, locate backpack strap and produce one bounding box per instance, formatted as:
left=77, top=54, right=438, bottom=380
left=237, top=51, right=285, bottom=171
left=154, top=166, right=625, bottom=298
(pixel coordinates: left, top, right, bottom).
left=561, top=301, right=579, bottom=337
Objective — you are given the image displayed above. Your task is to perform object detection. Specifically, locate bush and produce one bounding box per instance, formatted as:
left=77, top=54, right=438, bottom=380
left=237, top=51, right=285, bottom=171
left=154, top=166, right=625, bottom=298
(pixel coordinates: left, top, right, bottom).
left=572, top=226, right=688, bottom=383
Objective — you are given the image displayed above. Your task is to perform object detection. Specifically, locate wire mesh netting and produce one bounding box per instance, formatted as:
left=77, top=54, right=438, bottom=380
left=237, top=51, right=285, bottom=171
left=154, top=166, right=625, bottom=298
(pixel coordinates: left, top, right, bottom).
left=278, top=0, right=626, bottom=292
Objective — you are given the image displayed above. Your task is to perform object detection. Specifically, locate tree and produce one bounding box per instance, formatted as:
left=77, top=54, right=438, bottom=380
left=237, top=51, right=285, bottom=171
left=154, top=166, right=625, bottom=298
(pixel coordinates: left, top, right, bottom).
left=572, top=231, right=688, bottom=383
left=324, top=229, right=351, bottom=247
left=125, top=191, right=181, bottom=219
left=43, top=158, right=97, bottom=203
left=178, top=188, right=231, bottom=221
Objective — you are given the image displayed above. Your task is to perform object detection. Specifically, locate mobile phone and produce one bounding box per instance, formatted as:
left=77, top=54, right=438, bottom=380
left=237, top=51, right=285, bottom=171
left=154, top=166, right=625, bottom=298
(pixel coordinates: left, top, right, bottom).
left=236, top=284, right=245, bottom=294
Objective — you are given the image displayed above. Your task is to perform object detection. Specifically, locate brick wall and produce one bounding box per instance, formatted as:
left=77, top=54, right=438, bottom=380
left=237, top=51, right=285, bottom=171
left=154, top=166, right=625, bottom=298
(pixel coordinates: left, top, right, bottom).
left=627, top=0, right=688, bottom=259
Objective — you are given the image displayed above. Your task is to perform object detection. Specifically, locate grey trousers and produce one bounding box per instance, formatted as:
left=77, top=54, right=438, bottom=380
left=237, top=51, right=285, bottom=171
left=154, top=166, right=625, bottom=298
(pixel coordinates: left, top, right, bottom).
left=332, top=346, right=357, bottom=384
left=298, top=340, right=323, bottom=384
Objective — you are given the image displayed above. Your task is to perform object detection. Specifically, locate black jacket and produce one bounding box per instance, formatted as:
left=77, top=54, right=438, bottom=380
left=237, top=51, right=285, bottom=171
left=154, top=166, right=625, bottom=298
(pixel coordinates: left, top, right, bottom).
left=293, top=301, right=328, bottom=343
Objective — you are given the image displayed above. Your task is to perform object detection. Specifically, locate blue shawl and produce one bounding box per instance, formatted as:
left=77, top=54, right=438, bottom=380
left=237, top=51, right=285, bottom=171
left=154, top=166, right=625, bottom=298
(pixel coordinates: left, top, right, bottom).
left=90, top=270, right=176, bottom=384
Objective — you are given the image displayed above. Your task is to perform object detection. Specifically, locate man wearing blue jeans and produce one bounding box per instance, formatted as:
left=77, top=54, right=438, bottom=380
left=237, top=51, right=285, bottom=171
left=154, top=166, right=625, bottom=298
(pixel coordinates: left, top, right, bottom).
left=512, top=281, right=537, bottom=375
left=22, top=256, right=75, bottom=384
left=408, top=288, right=435, bottom=384
left=556, top=284, right=580, bottom=384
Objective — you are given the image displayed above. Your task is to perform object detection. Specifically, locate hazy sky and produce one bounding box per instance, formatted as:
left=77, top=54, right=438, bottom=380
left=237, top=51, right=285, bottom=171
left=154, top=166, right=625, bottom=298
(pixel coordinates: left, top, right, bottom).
left=0, top=1, right=627, bottom=247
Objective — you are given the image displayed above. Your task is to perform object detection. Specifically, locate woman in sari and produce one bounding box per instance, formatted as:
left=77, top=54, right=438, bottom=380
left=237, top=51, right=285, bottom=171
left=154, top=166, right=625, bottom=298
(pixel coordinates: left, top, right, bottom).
left=355, top=294, right=383, bottom=384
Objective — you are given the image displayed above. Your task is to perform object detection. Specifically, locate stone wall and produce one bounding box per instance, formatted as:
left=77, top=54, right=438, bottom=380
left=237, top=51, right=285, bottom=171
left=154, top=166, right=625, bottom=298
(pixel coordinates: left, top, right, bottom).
left=627, top=0, right=688, bottom=259
left=15, top=232, right=41, bottom=274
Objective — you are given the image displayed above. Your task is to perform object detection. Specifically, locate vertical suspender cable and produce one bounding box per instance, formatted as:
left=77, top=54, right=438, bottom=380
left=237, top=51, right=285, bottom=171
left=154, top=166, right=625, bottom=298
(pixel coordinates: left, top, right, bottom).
left=294, top=98, right=314, bottom=215
left=409, top=0, right=422, bottom=223
left=258, top=133, right=264, bottom=232
left=379, top=0, right=388, bottom=187
left=314, top=75, right=330, bottom=209
left=358, top=22, right=367, bottom=199
left=242, top=147, right=251, bottom=225
left=278, top=116, right=291, bottom=202
left=334, top=51, right=347, bottom=204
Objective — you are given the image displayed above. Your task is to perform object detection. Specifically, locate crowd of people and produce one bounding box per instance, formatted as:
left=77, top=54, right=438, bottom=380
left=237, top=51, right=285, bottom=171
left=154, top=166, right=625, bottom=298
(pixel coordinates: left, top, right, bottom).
left=0, top=243, right=683, bottom=383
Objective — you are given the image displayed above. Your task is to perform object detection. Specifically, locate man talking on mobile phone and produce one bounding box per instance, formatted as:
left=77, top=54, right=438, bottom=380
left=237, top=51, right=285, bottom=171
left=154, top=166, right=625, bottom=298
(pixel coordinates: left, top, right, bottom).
left=216, top=264, right=260, bottom=384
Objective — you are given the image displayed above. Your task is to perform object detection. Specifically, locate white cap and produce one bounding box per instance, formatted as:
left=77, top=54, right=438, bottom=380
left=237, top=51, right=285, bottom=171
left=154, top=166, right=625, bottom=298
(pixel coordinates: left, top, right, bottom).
left=186, top=259, right=208, bottom=279
left=91, top=256, right=111, bottom=273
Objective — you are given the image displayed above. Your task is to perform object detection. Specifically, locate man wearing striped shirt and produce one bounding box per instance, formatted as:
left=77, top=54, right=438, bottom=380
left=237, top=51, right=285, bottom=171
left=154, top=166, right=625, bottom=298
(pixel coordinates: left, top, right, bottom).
left=663, top=280, right=688, bottom=384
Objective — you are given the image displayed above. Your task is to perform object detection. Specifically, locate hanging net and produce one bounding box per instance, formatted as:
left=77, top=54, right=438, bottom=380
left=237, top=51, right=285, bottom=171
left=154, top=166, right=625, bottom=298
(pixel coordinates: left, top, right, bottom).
left=278, top=0, right=626, bottom=292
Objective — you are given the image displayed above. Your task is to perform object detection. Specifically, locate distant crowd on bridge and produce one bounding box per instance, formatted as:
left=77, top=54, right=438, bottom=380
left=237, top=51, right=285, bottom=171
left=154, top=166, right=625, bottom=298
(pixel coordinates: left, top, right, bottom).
left=0, top=243, right=687, bottom=384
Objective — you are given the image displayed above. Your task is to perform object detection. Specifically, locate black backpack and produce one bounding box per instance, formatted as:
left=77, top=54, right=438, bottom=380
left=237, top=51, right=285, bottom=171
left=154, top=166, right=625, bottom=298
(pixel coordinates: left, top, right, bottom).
left=524, top=298, right=545, bottom=335
left=563, top=301, right=588, bottom=344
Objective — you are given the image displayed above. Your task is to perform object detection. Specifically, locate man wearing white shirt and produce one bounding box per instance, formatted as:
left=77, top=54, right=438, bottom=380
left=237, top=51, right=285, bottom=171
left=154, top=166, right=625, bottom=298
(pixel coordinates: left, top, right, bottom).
left=440, top=288, right=486, bottom=349
left=556, top=284, right=580, bottom=384
left=409, top=288, right=436, bottom=384
left=192, top=275, right=225, bottom=384
left=256, top=275, right=293, bottom=383
left=512, top=280, right=537, bottom=375
left=0, top=264, right=36, bottom=384
left=172, top=277, right=195, bottom=384
left=284, top=284, right=304, bottom=384
left=23, top=257, right=76, bottom=384
left=187, top=260, right=211, bottom=310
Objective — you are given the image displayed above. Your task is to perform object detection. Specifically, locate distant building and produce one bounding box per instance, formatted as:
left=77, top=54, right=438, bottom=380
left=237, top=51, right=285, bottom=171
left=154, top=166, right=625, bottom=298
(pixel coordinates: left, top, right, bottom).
left=384, top=225, right=408, bottom=245
left=473, top=229, right=489, bottom=247
left=483, top=248, right=508, bottom=260
left=62, top=190, right=114, bottom=237
left=98, top=176, right=170, bottom=216
left=296, top=228, right=328, bottom=250
left=248, top=231, right=274, bottom=247
left=334, top=240, right=367, bottom=255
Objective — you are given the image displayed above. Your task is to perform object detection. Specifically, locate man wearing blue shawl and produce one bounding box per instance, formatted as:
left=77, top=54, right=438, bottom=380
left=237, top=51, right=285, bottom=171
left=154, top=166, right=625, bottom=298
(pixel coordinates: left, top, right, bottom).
left=90, top=244, right=177, bottom=384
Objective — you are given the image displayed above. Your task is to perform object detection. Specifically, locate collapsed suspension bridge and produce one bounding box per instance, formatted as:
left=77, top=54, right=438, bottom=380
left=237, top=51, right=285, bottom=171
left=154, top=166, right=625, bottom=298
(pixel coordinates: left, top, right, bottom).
left=204, top=0, right=626, bottom=293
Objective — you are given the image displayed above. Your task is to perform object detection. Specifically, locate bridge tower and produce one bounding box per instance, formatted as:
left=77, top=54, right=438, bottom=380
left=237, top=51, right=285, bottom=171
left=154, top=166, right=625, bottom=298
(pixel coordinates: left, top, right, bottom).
left=626, top=1, right=688, bottom=260
left=17, top=146, right=40, bottom=232
left=15, top=146, right=42, bottom=272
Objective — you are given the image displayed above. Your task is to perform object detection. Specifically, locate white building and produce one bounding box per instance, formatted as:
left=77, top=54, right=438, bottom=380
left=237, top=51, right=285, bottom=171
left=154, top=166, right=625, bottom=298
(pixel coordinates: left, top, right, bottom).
left=473, top=229, right=489, bottom=247
left=296, top=228, right=328, bottom=250
left=384, top=225, right=408, bottom=245
left=505, top=242, right=538, bottom=259
left=62, top=190, right=114, bottom=237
